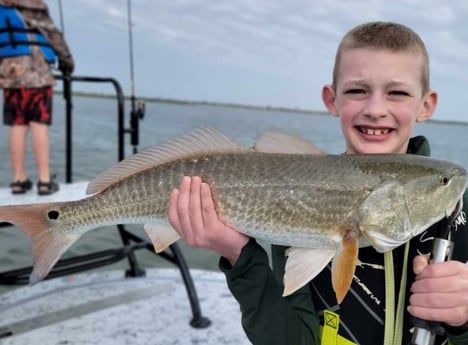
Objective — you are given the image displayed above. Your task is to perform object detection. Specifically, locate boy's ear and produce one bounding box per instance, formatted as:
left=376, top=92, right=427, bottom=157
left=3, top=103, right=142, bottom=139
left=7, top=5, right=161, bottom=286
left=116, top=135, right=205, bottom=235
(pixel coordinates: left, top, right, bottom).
left=322, top=84, right=339, bottom=116
left=416, top=90, right=438, bottom=122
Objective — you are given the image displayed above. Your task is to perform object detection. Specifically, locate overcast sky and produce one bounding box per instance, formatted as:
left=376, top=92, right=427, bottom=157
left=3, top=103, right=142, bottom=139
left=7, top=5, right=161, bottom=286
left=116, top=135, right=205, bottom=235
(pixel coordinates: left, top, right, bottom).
left=46, top=1, right=468, bottom=122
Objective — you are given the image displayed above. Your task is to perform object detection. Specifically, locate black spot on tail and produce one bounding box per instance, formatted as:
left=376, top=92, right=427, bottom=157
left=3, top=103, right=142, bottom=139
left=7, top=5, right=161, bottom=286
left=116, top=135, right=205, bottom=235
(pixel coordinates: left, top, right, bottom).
left=48, top=210, right=60, bottom=220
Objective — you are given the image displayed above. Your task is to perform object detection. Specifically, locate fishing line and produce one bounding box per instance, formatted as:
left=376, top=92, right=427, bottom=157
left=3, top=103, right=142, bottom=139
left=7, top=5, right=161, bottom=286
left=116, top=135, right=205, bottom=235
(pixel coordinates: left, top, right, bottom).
left=57, top=0, right=65, bottom=35
left=127, top=0, right=136, bottom=101
left=126, top=0, right=145, bottom=154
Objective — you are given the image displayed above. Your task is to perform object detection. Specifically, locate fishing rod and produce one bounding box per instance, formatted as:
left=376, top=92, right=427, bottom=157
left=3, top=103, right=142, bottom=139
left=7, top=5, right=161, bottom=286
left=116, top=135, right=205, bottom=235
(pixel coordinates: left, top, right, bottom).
left=57, top=0, right=73, bottom=182
left=126, top=0, right=145, bottom=154
left=57, top=0, right=65, bottom=36
left=411, top=200, right=463, bottom=345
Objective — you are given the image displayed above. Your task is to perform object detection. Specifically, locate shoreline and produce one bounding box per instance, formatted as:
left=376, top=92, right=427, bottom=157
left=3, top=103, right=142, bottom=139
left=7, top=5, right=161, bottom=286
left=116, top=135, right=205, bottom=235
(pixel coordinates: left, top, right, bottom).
left=59, top=91, right=468, bottom=127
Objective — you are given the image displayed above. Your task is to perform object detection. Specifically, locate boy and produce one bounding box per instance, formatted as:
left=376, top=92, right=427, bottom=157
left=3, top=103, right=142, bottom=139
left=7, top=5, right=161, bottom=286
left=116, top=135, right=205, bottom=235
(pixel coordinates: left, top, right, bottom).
left=168, top=22, right=468, bottom=344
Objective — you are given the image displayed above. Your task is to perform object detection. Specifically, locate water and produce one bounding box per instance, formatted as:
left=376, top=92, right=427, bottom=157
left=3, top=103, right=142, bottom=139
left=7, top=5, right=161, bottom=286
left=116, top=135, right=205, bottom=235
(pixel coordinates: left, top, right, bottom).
left=0, top=95, right=467, bottom=294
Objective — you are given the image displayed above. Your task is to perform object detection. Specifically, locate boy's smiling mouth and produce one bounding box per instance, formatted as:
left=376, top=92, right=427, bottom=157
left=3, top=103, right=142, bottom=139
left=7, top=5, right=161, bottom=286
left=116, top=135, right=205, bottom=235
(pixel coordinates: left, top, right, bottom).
left=357, top=127, right=392, bottom=136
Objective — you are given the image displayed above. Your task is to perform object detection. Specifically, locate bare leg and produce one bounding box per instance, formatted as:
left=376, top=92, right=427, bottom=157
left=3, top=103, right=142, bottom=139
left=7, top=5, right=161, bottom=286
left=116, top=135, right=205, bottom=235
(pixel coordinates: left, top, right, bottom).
left=9, top=125, right=29, bottom=181
left=30, top=121, right=51, bottom=182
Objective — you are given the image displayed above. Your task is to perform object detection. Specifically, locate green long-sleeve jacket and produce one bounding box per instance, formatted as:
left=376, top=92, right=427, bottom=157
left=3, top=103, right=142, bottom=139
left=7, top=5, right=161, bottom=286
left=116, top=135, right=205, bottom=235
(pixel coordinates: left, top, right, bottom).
left=220, top=136, right=468, bottom=345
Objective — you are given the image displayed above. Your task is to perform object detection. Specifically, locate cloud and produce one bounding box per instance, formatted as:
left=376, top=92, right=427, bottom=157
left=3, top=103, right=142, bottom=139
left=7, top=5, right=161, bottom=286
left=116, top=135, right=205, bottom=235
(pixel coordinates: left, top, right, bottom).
left=47, top=0, right=468, bottom=121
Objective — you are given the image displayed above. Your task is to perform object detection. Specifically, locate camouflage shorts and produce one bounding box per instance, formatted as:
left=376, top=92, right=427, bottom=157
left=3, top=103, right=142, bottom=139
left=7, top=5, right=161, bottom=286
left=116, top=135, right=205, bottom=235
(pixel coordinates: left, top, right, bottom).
left=3, top=86, right=53, bottom=126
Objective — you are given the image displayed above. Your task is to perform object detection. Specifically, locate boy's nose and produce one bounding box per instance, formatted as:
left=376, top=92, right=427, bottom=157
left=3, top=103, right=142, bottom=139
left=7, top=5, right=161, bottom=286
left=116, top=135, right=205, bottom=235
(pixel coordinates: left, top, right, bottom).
left=364, top=93, right=388, bottom=119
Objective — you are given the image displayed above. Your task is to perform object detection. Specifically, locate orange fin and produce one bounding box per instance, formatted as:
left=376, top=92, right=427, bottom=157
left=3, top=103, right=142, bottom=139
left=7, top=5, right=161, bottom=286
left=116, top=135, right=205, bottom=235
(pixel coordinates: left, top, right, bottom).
left=144, top=223, right=180, bottom=253
left=331, top=230, right=359, bottom=304
left=283, top=247, right=335, bottom=296
left=0, top=203, right=77, bottom=284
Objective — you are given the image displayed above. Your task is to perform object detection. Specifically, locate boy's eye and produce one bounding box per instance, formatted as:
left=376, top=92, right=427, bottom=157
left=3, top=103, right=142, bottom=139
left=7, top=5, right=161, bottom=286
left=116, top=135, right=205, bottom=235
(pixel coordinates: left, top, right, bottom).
left=345, top=89, right=365, bottom=94
left=388, top=90, right=410, bottom=96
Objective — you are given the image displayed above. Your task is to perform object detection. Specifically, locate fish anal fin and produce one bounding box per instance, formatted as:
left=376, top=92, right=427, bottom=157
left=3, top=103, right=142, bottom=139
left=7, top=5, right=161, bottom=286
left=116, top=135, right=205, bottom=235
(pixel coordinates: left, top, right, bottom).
left=255, top=130, right=326, bottom=154
left=283, top=247, right=335, bottom=296
left=144, top=223, right=180, bottom=253
left=332, top=230, right=359, bottom=304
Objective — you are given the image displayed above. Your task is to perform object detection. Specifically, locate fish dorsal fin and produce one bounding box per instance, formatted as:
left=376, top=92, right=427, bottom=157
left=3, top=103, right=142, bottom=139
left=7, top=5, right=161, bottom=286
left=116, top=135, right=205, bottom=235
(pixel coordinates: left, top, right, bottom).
left=86, top=127, right=247, bottom=195
left=254, top=129, right=326, bottom=154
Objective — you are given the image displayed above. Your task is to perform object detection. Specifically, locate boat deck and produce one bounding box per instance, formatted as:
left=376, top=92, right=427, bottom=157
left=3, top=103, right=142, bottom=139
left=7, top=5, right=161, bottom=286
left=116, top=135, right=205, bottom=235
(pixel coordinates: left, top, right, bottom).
left=0, top=268, right=249, bottom=345
left=0, top=180, right=89, bottom=206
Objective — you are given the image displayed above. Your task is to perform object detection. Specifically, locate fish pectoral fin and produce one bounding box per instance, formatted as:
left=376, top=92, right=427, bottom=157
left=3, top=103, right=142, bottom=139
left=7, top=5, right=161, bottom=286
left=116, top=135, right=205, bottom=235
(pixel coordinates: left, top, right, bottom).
left=283, top=247, right=335, bottom=296
left=331, top=230, right=359, bottom=304
left=144, top=223, right=180, bottom=253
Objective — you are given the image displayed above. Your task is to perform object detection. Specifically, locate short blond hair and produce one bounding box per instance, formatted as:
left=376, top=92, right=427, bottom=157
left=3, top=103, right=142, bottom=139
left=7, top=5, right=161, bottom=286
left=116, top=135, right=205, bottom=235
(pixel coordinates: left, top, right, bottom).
left=333, top=22, right=430, bottom=94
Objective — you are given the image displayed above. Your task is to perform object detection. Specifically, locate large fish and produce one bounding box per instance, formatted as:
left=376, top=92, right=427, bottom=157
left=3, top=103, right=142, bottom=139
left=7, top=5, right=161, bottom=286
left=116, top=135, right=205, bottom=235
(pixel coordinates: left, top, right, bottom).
left=0, top=128, right=465, bottom=304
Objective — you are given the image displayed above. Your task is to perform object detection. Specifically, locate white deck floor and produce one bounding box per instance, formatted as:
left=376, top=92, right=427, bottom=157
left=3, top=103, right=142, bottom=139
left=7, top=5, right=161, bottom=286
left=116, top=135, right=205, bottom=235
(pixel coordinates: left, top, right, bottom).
left=0, top=268, right=249, bottom=345
left=0, top=180, right=89, bottom=206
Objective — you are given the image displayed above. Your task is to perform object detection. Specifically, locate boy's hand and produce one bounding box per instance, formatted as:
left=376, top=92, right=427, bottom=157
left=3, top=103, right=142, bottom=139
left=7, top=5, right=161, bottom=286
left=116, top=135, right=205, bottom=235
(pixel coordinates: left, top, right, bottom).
left=168, top=176, right=249, bottom=266
left=408, top=255, right=468, bottom=329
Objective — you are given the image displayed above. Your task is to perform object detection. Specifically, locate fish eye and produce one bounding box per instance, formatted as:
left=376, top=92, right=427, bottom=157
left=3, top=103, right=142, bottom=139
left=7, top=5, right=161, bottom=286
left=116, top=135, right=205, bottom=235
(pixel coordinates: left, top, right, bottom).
left=48, top=210, right=60, bottom=220
left=439, top=176, right=449, bottom=186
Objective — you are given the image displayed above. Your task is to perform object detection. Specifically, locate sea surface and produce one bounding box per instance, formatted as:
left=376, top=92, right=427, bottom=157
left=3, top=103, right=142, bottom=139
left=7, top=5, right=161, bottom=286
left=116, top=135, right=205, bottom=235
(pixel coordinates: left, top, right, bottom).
left=0, top=95, right=467, bottom=294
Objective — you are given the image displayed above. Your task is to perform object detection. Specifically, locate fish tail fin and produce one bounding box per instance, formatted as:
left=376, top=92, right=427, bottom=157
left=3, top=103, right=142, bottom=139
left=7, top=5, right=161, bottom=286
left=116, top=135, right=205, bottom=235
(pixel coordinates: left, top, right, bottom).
left=0, top=202, right=77, bottom=284
left=332, top=230, right=359, bottom=304
left=144, top=223, right=180, bottom=253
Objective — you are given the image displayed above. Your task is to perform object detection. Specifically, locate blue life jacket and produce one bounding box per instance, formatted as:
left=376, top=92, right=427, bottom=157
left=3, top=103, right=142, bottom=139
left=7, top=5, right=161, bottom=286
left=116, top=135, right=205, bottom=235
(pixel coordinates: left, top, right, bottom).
left=0, top=5, right=56, bottom=63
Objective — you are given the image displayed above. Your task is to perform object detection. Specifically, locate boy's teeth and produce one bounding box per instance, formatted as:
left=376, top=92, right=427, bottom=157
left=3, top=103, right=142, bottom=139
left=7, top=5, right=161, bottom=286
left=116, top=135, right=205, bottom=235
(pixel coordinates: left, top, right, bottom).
left=362, top=128, right=389, bottom=135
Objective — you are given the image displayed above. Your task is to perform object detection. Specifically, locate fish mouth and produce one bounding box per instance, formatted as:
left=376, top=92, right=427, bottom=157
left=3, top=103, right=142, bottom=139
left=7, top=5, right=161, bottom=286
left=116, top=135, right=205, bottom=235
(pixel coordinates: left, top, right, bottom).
left=357, top=126, right=394, bottom=136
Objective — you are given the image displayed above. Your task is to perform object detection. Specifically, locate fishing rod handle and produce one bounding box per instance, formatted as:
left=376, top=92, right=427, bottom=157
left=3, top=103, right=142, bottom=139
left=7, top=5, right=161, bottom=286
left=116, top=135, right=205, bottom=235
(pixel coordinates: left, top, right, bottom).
left=411, top=238, right=454, bottom=345
left=430, top=238, right=454, bottom=263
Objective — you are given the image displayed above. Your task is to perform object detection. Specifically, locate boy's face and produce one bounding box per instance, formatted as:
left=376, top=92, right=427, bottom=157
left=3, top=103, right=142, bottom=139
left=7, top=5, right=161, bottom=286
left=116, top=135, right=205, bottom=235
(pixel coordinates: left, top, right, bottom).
left=322, top=48, right=437, bottom=154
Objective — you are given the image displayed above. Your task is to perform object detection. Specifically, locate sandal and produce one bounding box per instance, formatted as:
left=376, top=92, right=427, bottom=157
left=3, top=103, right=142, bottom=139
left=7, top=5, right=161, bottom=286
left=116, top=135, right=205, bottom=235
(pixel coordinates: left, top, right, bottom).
left=37, top=179, right=59, bottom=196
left=10, top=179, right=32, bottom=194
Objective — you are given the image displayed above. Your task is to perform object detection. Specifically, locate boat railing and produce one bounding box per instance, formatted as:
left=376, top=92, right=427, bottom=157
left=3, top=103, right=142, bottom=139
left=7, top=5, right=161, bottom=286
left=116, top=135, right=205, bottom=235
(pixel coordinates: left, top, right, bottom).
left=0, top=74, right=211, bottom=329
left=55, top=74, right=127, bottom=183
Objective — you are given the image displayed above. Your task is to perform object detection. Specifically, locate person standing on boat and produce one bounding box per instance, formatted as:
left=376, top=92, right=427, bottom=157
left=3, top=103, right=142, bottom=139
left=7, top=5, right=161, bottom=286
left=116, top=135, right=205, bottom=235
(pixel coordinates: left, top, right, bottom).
left=0, top=0, right=74, bottom=195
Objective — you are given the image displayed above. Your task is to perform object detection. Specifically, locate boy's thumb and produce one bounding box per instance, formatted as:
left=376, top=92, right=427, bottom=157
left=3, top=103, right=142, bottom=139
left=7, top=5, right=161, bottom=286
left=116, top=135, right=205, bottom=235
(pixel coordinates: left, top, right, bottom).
left=413, top=254, right=430, bottom=275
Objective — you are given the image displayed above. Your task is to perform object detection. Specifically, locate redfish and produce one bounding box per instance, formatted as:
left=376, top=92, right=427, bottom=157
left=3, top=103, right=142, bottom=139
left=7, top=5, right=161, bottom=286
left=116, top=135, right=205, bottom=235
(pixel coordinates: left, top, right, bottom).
left=0, top=128, right=465, bottom=303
